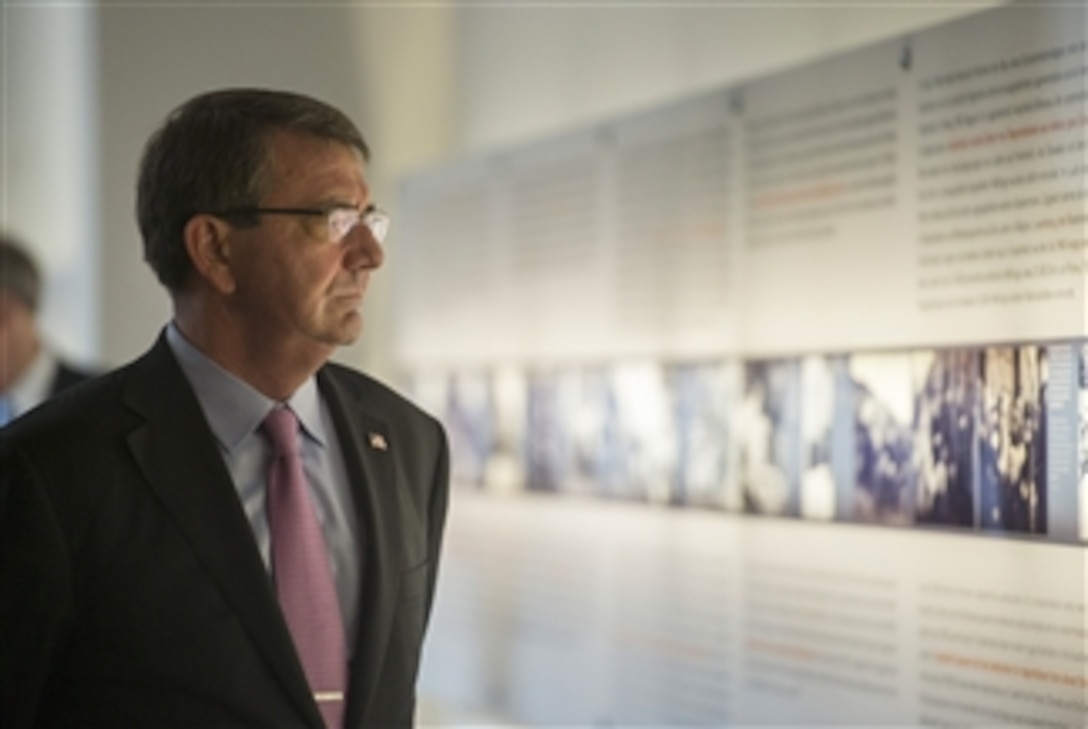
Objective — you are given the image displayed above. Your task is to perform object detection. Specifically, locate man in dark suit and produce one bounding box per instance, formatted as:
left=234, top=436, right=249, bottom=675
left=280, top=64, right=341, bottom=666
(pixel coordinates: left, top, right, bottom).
left=0, top=234, right=96, bottom=424
left=0, top=89, right=450, bottom=727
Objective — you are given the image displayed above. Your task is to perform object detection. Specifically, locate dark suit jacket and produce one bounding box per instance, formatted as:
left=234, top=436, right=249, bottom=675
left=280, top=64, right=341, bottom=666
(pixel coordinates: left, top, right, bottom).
left=0, top=333, right=450, bottom=727
left=49, top=359, right=96, bottom=396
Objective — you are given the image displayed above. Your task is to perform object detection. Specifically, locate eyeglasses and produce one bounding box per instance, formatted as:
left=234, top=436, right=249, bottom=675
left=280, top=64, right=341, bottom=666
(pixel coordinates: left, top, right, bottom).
left=208, top=204, right=390, bottom=245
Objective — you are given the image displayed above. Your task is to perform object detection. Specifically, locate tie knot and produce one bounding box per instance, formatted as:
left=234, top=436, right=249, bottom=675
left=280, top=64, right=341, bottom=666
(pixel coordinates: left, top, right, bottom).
left=261, top=407, right=300, bottom=457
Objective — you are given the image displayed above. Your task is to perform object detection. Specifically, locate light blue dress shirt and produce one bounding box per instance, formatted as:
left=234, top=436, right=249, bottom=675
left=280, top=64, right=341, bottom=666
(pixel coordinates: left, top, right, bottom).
left=166, top=323, right=362, bottom=651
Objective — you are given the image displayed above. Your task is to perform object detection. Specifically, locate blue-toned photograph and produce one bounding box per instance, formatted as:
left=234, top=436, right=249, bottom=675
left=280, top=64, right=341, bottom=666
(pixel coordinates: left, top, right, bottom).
left=913, top=348, right=979, bottom=529
left=977, top=346, right=1047, bottom=534
left=849, top=352, right=916, bottom=525
left=607, top=362, right=676, bottom=503
left=525, top=368, right=617, bottom=497
left=737, top=359, right=800, bottom=516
left=445, top=370, right=497, bottom=490
left=669, top=361, right=740, bottom=510
left=800, top=355, right=841, bottom=520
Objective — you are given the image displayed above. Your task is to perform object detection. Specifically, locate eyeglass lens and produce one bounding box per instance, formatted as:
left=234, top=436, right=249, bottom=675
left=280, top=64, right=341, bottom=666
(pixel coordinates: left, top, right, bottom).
left=328, top=208, right=389, bottom=245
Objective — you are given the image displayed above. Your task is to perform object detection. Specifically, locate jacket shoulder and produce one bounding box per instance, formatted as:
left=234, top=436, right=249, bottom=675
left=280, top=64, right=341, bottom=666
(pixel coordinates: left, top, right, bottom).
left=321, top=363, right=439, bottom=428
left=6, top=362, right=135, bottom=445
left=50, top=359, right=99, bottom=395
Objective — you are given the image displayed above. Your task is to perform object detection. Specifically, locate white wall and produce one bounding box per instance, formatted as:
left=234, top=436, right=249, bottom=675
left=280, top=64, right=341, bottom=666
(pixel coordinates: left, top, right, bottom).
left=1, top=4, right=99, bottom=366
left=449, top=4, right=1002, bottom=155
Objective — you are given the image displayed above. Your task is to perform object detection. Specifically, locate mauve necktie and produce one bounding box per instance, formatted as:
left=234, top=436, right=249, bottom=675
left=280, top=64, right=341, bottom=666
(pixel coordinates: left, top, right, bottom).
left=262, top=407, right=347, bottom=729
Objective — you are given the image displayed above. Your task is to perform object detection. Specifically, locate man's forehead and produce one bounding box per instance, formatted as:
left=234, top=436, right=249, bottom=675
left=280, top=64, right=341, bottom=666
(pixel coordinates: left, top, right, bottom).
left=260, top=131, right=368, bottom=193
left=263, top=129, right=365, bottom=162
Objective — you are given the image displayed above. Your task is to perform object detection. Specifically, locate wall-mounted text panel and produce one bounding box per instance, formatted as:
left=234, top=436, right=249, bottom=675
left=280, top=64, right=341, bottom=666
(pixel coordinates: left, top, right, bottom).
left=397, top=4, right=1088, bottom=365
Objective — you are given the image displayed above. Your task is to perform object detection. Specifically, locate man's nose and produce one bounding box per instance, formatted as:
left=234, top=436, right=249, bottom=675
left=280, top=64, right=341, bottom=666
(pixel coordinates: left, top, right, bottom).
left=343, top=220, right=384, bottom=271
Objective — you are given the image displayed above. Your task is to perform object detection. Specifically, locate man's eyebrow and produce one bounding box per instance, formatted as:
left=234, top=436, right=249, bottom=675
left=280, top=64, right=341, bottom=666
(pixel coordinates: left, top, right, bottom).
left=315, top=199, right=363, bottom=210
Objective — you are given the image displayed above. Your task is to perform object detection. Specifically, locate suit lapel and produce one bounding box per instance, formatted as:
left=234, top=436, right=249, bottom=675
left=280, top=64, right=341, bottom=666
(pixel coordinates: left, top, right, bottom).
left=122, top=335, right=321, bottom=727
left=317, top=369, right=403, bottom=719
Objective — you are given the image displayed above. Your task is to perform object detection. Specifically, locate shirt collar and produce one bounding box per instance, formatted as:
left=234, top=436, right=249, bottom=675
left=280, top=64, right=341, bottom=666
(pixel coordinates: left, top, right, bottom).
left=8, top=344, right=58, bottom=417
left=165, top=322, right=328, bottom=452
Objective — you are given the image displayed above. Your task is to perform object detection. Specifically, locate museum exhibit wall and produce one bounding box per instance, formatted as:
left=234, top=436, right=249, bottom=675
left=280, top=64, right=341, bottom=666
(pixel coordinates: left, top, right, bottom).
left=400, top=4, right=1088, bottom=725
left=2, top=2, right=986, bottom=377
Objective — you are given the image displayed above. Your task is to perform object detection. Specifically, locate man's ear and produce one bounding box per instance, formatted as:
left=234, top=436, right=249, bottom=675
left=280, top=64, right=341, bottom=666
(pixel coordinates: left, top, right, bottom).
left=183, top=214, right=236, bottom=294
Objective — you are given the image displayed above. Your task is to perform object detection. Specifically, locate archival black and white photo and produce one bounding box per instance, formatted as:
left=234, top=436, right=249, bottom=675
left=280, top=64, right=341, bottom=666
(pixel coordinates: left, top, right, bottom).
left=668, top=361, right=740, bottom=510
left=977, top=346, right=1047, bottom=534
left=850, top=352, right=916, bottom=525
left=607, top=362, right=676, bottom=503
left=525, top=369, right=611, bottom=495
left=736, top=359, right=800, bottom=516
left=800, top=355, right=840, bottom=520
left=485, top=366, right=530, bottom=494
left=568, top=369, right=622, bottom=499
left=1077, top=344, right=1088, bottom=541
left=525, top=371, right=568, bottom=493
left=445, top=370, right=497, bottom=489
left=913, top=348, right=979, bottom=528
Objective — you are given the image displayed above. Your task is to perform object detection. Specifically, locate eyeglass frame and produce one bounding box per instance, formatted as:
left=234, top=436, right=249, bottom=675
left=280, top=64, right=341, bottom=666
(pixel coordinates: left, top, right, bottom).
left=204, top=203, right=390, bottom=246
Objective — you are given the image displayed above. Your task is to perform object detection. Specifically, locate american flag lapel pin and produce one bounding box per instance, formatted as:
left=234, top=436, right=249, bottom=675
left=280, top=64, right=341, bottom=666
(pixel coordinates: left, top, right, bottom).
left=368, top=432, right=388, bottom=451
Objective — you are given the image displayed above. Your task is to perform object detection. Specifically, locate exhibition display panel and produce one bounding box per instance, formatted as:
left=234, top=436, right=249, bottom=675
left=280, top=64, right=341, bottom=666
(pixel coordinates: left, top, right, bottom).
left=399, top=4, right=1088, bottom=725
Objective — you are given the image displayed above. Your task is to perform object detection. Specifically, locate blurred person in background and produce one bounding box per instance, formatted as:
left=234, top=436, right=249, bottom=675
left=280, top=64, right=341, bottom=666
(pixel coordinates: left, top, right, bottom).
left=0, top=233, right=96, bottom=425
left=0, top=88, right=449, bottom=728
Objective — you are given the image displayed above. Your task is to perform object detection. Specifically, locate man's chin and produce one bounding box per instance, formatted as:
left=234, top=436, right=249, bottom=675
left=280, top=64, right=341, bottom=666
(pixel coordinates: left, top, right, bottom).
left=331, top=311, right=364, bottom=346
